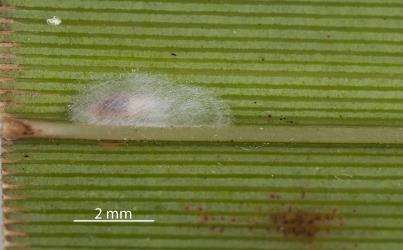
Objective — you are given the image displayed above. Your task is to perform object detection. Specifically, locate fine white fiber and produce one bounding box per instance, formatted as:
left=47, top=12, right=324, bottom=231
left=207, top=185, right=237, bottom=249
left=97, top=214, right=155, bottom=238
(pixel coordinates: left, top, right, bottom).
left=68, top=73, right=231, bottom=127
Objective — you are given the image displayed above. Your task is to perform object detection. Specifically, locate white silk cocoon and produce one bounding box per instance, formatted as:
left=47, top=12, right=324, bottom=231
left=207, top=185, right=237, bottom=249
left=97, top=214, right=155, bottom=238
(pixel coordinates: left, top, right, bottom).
left=68, top=73, right=231, bottom=127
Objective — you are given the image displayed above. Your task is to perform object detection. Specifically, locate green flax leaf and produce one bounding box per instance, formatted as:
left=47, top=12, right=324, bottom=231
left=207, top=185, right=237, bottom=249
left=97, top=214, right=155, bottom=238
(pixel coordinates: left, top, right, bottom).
left=1, top=0, right=403, bottom=250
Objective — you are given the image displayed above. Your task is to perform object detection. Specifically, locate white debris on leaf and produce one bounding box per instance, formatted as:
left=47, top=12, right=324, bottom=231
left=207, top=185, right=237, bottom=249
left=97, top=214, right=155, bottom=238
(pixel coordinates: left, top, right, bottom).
left=46, top=16, right=62, bottom=26
left=68, top=73, right=231, bottom=127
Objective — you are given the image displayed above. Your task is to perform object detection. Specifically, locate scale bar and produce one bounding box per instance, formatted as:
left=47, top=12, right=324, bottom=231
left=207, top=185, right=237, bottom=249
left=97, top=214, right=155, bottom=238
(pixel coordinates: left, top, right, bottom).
left=73, top=219, right=155, bottom=223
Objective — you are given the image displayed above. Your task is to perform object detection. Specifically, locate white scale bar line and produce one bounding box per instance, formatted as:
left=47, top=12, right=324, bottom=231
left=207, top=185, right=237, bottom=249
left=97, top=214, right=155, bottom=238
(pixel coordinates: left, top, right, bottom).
left=73, top=219, right=155, bottom=223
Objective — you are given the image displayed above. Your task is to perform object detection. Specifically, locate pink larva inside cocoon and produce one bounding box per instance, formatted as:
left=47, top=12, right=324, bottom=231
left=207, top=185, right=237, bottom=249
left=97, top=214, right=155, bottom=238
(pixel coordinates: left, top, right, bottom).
left=68, top=73, right=231, bottom=127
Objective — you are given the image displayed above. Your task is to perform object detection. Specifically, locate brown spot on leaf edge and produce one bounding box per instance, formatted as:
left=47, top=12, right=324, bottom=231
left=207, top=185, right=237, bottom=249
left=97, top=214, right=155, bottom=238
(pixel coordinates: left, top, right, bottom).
left=2, top=118, right=40, bottom=140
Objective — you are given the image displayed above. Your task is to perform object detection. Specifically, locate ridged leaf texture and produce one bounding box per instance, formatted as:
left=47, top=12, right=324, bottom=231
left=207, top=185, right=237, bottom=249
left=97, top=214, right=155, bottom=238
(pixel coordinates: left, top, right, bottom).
left=1, top=0, right=403, bottom=250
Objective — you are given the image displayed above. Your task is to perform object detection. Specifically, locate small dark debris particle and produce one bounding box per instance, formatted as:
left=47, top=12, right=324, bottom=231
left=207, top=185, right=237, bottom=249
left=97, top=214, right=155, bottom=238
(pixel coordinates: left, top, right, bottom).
left=184, top=203, right=192, bottom=211
left=187, top=204, right=227, bottom=234
left=253, top=101, right=257, bottom=104
left=24, top=154, right=29, bottom=158
left=279, top=116, right=286, bottom=121
left=171, top=52, right=177, bottom=56
left=267, top=114, right=272, bottom=118
left=269, top=193, right=280, bottom=200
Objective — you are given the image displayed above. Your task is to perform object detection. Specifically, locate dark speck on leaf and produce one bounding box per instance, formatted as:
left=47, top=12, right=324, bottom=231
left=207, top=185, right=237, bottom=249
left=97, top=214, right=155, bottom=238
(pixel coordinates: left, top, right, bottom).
left=269, top=193, right=280, bottom=200
left=171, top=52, right=177, bottom=56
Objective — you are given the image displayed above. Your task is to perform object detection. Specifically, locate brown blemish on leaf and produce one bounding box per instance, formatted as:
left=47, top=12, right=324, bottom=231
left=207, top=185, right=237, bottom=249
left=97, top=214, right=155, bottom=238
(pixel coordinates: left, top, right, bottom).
left=1, top=168, right=11, bottom=175
left=0, top=90, right=40, bottom=99
left=271, top=206, right=343, bottom=242
left=0, top=6, right=15, bottom=11
left=4, top=242, right=31, bottom=249
left=4, top=233, right=28, bottom=248
left=3, top=194, right=26, bottom=201
left=1, top=143, right=12, bottom=152
left=3, top=219, right=26, bottom=225
left=0, top=64, right=17, bottom=70
left=1, top=159, right=16, bottom=164
left=2, top=118, right=41, bottom=140
left=0, top=18, right=13, bottom=24
left=3, top=206, right=27, bottom=213
left=0, top=42, right=17, bottom=48
left=183, top=203, right=192, bottom=211
left=0, top=1, right=11, bottom=13
left=0, top=52, right=15, bottom=59
left=0, top=101, right=6, bottom=112
left=184, top=203, right=227, bottom=234
left=1, top=102, right=25, bottom=115
left=268, top=193, right=281, bottom=200
left=0, top=89, right=15, bottom=98
left=4, top=230, right=27, bottom=237
left=0, top=77, right=15, bottom=82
